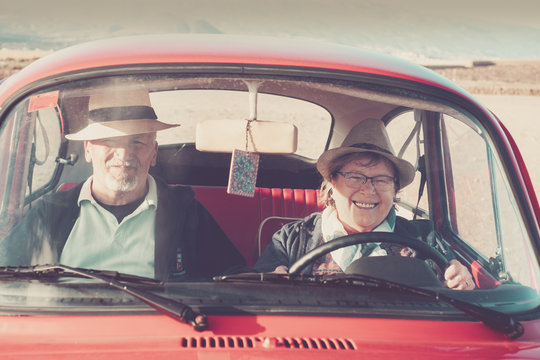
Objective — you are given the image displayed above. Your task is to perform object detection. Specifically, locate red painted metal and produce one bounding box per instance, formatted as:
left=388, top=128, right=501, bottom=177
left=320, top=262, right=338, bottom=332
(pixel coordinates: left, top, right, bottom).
left=499, top=121, right=540, bottom=236
left=0, top=35, right=467, bottom=106
left=1, top=314, right=539, bottom=358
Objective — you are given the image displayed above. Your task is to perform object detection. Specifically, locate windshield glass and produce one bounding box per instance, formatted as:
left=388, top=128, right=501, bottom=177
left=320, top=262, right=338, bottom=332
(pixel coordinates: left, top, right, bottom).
left=0, top=72, right=538, bottom=318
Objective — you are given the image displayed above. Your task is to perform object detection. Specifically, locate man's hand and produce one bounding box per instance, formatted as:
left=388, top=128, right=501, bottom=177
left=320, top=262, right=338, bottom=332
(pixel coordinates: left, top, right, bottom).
left=444, top=259, right=475, bottom=290
left=272, top=265, right=289, bottom=274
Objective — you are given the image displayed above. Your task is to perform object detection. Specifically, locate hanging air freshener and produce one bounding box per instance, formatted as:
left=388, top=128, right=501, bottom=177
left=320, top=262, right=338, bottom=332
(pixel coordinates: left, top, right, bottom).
left=227, top=148, right=260, bottom=197
left=227, top=82, right=261, bottom=197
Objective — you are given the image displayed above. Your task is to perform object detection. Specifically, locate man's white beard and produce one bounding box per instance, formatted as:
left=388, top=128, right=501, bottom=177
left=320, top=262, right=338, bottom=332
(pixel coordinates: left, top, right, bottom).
left=105, top=159, right=140, bottom=192
left=105, top=173, right=138, bottom=192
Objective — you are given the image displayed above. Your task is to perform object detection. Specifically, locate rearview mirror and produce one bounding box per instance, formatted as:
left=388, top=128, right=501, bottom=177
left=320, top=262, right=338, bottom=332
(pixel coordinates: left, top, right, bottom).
left=196, top=119, right=298, bottom=154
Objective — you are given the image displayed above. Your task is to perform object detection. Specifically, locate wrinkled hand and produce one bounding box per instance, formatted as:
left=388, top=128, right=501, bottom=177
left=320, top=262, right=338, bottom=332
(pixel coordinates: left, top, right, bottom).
left=272, top=265, right=289, bottom=274
left=444, top=259, right=475, bottom=290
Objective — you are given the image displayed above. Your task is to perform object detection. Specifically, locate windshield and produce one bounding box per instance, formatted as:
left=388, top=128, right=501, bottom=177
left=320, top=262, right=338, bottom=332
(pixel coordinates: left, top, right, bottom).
left=0, top=72, right=539, bottom=321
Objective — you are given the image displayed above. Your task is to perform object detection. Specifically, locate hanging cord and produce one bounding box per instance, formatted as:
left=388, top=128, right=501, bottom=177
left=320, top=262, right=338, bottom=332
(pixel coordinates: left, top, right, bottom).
left=34, top=112, right=50, bottom=166
left=245, top=118, right=257, bottom=152
left=243, top=80, right=261, bottom=153
left=27, top=112, right=51, bottom=200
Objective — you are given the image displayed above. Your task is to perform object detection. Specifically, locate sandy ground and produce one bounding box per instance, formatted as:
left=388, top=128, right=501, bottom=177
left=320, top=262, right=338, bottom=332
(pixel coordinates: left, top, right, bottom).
left=1, top=50, right=539, bottom=196
left=0, top=49, right=52, bottom=77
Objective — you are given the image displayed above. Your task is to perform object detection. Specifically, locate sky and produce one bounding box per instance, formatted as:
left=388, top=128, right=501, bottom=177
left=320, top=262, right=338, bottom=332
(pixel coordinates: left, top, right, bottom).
left=1, top=0, right=540, bottom=62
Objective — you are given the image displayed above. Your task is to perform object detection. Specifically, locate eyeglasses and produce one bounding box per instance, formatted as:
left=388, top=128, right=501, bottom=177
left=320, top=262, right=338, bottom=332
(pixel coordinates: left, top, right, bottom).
left=336, top=172, right=396, bottom=192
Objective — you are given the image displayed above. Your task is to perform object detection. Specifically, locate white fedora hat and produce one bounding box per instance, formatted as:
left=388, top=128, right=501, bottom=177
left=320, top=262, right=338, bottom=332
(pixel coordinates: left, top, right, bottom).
left=65, top=89, right=179, bottom=141
left=317, top=118, right=416, bottom=188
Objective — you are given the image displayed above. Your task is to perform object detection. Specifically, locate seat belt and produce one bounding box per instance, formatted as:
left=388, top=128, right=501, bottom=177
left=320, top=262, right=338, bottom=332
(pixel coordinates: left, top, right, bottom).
left=414, top=155, right=427, bottom=220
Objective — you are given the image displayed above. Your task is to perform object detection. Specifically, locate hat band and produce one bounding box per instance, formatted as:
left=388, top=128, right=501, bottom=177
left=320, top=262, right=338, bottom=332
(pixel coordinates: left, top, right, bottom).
left=349, top=143, right=393, bottom=155
left=89, top=106, right=157, bottom=123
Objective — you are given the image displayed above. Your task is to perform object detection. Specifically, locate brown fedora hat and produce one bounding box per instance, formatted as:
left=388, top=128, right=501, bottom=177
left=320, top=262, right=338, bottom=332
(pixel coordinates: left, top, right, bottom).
left=65, top=89, right=179, bottom=141
left=317, top=118, right=416, bottom=188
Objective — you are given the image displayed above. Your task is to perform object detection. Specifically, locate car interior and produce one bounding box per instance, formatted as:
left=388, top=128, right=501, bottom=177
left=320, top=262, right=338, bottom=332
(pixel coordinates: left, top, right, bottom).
left=5, top=72, right=531, bottom=293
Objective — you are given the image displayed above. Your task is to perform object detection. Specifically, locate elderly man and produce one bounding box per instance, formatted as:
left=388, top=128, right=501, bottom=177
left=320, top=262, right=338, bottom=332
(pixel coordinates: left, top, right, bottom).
left=1, top=89, right=245, bottom=280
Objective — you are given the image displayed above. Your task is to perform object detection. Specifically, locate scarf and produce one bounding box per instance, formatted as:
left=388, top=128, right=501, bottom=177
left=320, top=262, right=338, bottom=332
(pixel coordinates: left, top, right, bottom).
left=320, top=206, right=396, bottom=271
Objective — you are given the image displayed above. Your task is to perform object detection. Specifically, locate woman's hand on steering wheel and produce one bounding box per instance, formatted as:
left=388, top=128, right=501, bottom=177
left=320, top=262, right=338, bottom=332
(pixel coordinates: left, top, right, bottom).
left=445, top=259, right=475, bottom=290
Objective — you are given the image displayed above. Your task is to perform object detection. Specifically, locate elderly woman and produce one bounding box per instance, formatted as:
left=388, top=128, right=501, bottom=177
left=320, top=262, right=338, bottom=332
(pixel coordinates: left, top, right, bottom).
left=254, top=118, right=474, bottom=290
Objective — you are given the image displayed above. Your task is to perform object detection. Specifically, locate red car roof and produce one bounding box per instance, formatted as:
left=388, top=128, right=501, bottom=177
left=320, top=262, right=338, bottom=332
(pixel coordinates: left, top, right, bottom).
left=0, top=34, right=467, bottom=105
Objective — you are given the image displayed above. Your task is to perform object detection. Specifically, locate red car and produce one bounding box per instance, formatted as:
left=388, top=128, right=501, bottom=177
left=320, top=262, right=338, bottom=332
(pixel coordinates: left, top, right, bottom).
left=0, top=34, right=539, bottom=359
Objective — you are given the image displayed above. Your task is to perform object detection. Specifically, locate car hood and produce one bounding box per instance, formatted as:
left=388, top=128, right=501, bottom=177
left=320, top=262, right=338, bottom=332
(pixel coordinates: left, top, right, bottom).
left=2, top=314, right=540, bottom=359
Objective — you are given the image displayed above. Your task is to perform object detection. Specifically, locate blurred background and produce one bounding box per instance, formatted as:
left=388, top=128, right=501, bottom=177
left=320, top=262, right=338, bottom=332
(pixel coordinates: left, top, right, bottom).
left=1, top=0, right=539, bottom=62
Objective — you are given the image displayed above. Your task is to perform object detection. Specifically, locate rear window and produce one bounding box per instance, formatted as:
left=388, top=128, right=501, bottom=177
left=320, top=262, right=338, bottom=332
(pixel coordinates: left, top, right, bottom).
left=151, top=90, right=331, bottom=159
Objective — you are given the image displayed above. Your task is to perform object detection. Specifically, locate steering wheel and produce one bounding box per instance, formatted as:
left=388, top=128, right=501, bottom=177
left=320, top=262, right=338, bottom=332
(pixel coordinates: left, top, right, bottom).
left=288, top=232, right=449, bottom=275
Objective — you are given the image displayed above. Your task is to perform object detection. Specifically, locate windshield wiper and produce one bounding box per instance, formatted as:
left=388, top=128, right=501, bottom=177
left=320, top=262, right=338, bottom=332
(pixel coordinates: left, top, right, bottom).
left=0, top=265, right=163, bottom=285
left=215, top=272, right=524, bottom=339
left=0, top=265, right=208, bottom=331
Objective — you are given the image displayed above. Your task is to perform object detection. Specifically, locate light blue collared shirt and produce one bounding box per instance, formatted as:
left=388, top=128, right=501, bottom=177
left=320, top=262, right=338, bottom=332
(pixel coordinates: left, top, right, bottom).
left=59, top=176, right=158, bottom=278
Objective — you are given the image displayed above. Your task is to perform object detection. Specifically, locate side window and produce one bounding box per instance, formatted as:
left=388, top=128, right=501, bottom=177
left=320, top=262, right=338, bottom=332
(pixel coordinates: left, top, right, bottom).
left=0, top=109, right=25, bottom=216
left=26, top=107, right=63, bottom=198
left=0, top=92, right=64, bottom=209
left=443, top=115, right=497, bottom=257
left=444, top=115, right=536, bottom=286
left=0, top=100, right=35, bottom=229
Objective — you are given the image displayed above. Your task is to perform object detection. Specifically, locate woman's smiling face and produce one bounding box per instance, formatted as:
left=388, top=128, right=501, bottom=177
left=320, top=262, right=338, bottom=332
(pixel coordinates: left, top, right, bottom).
left=330, top=155, right=397, bottom=233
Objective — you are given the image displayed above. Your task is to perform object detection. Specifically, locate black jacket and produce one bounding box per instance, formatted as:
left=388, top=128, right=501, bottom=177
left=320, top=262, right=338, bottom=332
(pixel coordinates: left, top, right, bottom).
left=0, top=180, right=245, bottom=280
left=254, top=212, right=455, bottom=274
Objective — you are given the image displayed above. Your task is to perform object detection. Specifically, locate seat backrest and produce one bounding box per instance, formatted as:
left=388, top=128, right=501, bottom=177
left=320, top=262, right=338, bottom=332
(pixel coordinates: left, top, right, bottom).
left=193, top=186, right=324, bottom=266
left=256, top=216, right=302, bottom=258
left=58, top=182, right=323, bottom=266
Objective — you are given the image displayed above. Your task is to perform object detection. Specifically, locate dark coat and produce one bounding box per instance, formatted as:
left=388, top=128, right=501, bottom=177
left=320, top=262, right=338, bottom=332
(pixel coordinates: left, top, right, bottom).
left=0, top=180, right=245, bottom=280
left=253, top=212, right=455, bottom=274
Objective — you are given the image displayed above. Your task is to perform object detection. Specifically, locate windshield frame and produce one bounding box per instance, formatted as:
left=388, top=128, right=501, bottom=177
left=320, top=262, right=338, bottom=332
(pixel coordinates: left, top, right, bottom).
left=0, top=63, right=539, bottom=320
